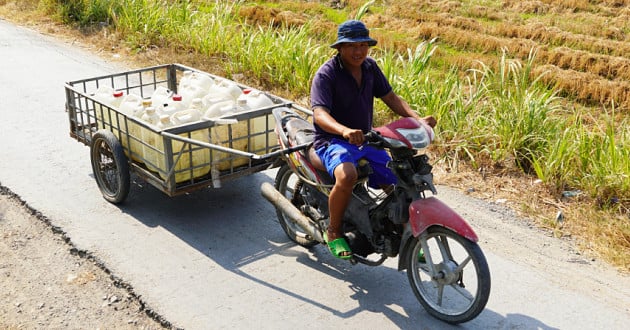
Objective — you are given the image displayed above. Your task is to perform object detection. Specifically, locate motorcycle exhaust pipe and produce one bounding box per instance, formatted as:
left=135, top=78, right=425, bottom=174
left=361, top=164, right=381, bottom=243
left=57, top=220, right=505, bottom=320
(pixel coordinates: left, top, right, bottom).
left=260, top=182, right=323, bottom=243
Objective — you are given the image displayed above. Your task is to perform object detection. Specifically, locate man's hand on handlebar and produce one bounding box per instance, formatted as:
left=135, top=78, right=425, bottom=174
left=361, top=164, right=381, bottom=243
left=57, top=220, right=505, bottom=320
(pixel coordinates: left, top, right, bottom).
left=343, top=128, right=365, bottom=146
left=420, top=115, right=437, bottom=128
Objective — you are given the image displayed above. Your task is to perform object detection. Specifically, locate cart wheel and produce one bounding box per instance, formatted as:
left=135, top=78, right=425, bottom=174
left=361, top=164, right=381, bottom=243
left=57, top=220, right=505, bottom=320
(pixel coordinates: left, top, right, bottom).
left=90, top=129, right=130, bottom=204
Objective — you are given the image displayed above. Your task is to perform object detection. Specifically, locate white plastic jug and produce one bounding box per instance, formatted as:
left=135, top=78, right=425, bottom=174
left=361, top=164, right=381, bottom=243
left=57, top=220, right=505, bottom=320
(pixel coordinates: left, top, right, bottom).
left=140, top=107, right=164, bottom=174
left=158, top=94, right=187, bottom=117
left=188, top=72, right=215, bottom=91
left=204, top=100, right=235, bottom=119
left=238, top=90, right=275, bottom=154
left=236, top=89, right=274, bottom=111
left=119, top=93, right=144, bottom=116
left=190, top=98, right=205, bottom=112
left=117, top=94, right=147, bottom=163
left=178, top=71, right=214, bottom=105
left=166, top=107, right=211, bottom=182
left=202, top=91, right=233, bottom=111
left=171, top=107, right=202, bottom=126
left=179, top=83, right=207, bottom=107
left=179, top=70, right=194, bottom=90
left=157, top=114, right=173, bottom=130
left=93, top=86, right=124, bottom=108
left=142, top=114, right=173, bottom=176
left=206, top=118, right=250, bottom=171
left=93, top=86, right=125, bottom=130
left=150, top=86, right=174, bottom=110
left=209, top=79, right=242, bottom=100
left=141, top=106, right=160, bottom=125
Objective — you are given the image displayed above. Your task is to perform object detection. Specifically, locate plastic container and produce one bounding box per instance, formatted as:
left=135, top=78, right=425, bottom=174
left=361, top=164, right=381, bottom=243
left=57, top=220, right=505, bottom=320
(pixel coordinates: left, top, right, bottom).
left=179, top=70, right=215, bottom=92
left=208, top=79, right=242, bottom=100
left=157, top=114, right=173, bottom=130
left=204, top=100, right=235, bottom=119
left=150, top=86, right=173, bottom=110
left=170, top=106, right=211, bottom=182
left=179, top=71, right=215, bottom=106
left=116, top=94, right=148, bottom=163
left=179, top=70, right=194, bottom=90
left=207, top=119, right=250, bottom=171
left=140, top=107, right=162, bottom=173
left=188, top=98, right=205, bottom=115
left=143, top=100, right=211, bottom=183
left=119, top=93, right=144, bottom=116
left=158, top=94, right=187, bottom=117
left=93, top=86, right=125, bottom=130
left=179, top=83, right=207, bottom=107
left=236, top=89, right=273, bottom=111
left=171, top=106, right=202, bottom=126
left=237, top=90, right=275, bottom=154
left=142, top=114, right=172, bottom=177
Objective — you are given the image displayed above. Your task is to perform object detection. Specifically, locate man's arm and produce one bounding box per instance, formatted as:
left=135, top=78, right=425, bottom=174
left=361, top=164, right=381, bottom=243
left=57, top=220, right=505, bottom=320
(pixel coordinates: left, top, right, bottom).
left=380, top=91, right=437, bottom=128
left=313, top=106, right=364, bottom=145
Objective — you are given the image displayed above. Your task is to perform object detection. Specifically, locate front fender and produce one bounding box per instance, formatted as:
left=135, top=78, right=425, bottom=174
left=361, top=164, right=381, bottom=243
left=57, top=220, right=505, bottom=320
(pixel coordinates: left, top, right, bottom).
left=397, top=197, right=479, bottom=271
left=409, top=197, right=478, bottom=242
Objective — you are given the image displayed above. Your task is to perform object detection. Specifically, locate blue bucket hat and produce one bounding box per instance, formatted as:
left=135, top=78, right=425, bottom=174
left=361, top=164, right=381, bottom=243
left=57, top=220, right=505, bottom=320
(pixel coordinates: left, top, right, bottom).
left=330, top=20, right=377, bottom=48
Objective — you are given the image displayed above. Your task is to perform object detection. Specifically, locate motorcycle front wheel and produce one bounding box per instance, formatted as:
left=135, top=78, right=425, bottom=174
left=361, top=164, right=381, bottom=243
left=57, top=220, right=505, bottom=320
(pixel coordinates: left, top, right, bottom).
left=274, top=164, right=318, bottom=247
left=406, top=226, right=491, bottom=324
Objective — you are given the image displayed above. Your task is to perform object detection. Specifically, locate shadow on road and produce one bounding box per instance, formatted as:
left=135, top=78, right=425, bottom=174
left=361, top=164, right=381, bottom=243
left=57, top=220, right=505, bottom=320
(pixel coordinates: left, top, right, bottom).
left=115, top=171, right=556, bottom=329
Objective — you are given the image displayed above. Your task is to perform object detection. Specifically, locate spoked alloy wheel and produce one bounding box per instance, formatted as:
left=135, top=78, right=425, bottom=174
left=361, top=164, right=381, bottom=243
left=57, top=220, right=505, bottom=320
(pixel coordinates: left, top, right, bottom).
left=274, top=164, right=318, bottom=247
left=407, top=226, right=491, bottom=324
left=90, top=129, right=130, bottom=204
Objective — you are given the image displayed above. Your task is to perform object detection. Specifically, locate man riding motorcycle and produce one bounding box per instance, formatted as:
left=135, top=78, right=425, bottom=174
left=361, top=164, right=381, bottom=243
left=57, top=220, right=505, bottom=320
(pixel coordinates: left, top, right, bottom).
left=310, top=19, right=436, bottom=259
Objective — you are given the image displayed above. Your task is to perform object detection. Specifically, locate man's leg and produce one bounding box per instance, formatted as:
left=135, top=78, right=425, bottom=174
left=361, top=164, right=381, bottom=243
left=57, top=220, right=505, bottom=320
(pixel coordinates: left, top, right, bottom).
left=327, top=162, right=357, bottom=246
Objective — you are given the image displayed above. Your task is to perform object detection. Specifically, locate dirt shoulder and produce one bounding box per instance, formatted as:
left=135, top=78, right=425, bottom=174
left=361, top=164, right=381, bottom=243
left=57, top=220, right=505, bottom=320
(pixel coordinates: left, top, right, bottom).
left=0, top=188, right=169, bottom=329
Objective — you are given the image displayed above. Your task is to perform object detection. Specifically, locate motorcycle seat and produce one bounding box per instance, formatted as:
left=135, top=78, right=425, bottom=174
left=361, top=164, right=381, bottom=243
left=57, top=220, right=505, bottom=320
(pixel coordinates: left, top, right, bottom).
left=285, top=118, right=326, bottom=172
left=285, top=117, right=370, bottom=177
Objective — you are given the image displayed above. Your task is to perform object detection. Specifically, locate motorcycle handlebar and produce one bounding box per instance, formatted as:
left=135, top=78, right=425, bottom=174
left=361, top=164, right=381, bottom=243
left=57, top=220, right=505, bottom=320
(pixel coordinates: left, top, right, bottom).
left=364, top=130, right=385, bottom=148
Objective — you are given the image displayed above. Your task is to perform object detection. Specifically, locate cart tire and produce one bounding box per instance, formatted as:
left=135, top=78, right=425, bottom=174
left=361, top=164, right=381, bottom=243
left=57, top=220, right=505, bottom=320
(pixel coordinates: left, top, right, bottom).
left=90, top=129, right=130, bottom=204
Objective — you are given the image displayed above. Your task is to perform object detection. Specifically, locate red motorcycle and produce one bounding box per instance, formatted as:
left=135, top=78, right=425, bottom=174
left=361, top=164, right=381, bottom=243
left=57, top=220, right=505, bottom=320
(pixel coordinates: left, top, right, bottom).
left=261, top=107, right=491, bottom=324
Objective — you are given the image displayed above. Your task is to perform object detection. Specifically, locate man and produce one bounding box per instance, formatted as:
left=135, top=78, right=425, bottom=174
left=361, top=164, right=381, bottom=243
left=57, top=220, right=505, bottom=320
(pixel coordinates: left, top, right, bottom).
left=311, top=20, right=436, bottom=259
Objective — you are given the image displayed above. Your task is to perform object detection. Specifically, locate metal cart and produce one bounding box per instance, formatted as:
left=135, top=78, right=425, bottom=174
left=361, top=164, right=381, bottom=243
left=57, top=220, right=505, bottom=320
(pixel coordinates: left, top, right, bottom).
left=65, top=63, right=307, bottom=203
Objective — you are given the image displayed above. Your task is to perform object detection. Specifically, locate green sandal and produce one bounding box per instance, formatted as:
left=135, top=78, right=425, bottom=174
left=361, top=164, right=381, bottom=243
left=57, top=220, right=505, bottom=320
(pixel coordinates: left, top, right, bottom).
left=323, top=232, right=352, bottom=260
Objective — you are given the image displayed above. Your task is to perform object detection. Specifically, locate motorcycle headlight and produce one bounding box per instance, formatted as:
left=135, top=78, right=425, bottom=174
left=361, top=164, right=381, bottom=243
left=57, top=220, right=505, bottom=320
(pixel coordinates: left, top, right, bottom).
left=375, top=117, right=435, bottom=150
left=396, top=127, right=433, bottom=150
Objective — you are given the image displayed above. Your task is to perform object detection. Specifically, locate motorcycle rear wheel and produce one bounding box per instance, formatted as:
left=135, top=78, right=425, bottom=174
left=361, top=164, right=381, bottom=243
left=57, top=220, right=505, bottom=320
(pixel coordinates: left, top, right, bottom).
left=274, top=164, right=318, bottom=247
left=406, top=226, right=490, bottom=324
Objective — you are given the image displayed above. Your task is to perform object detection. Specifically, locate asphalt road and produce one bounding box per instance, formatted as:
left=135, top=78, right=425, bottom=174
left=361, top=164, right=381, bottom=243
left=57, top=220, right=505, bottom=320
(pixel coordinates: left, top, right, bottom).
left=1, top=19, right=629, bottom=329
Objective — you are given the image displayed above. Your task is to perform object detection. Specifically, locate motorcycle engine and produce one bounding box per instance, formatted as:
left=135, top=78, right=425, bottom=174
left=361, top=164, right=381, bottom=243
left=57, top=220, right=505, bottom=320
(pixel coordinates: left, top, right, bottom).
left=345, top=231, right=373, bottom=257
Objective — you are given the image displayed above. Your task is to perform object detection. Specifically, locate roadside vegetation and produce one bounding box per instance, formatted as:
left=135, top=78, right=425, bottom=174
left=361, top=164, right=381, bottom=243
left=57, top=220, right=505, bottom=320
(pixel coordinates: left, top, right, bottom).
left=1, top=0, right=627, bottom=271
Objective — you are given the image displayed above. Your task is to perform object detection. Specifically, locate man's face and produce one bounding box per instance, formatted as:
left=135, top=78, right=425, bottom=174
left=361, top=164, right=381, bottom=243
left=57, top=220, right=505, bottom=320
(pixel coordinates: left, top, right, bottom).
left=338, top=42, right=370, bottom=68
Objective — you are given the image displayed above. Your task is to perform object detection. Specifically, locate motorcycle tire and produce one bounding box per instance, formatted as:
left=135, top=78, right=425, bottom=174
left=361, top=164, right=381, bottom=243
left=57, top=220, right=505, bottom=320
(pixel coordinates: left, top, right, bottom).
left=406, top=226, right=491, bottom=324
left=274, top=164, right=318, bottom=247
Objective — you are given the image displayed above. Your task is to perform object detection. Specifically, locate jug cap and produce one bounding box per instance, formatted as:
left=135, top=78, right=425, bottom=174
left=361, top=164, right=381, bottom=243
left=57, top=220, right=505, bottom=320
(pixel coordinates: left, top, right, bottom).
left=172, top=94, right=183, bottom=101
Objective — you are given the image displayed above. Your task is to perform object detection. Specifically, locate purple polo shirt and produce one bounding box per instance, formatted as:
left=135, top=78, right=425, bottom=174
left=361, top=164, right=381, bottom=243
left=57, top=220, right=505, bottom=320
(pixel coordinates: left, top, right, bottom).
left=310, top=54, right=392, bottom=149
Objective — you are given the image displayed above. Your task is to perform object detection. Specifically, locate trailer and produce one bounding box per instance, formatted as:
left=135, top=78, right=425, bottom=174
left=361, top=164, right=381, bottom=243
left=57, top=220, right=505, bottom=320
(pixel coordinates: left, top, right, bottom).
left=65, top=63, right=308, bottom=203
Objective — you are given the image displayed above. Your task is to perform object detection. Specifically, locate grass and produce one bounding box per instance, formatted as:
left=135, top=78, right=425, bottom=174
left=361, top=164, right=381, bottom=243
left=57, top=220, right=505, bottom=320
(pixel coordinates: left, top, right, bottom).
left=0, top=0, right=628, bottom=271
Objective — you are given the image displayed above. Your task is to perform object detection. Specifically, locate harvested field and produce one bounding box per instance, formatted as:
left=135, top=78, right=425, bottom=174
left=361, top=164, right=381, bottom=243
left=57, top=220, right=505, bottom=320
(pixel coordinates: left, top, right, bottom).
left=353, top=0, right=630, bottom=110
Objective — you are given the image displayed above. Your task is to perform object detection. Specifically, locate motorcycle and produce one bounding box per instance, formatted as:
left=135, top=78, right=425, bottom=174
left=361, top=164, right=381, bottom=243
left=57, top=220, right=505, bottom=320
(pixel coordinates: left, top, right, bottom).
left=260, top=107, right=491, bottom=324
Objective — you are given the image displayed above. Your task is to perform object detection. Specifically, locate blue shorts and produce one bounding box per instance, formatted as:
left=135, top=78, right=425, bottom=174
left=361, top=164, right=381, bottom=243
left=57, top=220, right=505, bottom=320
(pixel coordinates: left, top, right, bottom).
left=315, top=138, right=397, bottom=188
